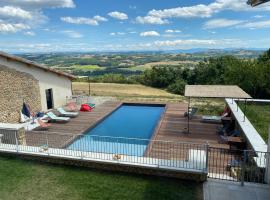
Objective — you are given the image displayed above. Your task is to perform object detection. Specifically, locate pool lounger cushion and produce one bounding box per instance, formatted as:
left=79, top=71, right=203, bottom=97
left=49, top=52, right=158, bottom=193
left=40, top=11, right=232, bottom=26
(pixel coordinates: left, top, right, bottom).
left=57, top=108, right=79, bottom=117
left=46, top=112, right=70, bottom=122
left=202, top=115, right=222, bottom=123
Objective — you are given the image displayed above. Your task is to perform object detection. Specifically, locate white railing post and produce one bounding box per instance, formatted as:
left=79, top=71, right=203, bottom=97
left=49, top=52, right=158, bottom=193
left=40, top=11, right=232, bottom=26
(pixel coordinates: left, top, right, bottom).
left=15, top=130, right=19, bottom=152
left=265, top=127, right=270, bottom=184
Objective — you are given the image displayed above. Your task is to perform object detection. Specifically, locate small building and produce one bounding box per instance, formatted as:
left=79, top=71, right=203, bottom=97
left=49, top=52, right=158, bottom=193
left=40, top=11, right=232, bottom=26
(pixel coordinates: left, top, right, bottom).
left=0, top=51, right=75, bottom=123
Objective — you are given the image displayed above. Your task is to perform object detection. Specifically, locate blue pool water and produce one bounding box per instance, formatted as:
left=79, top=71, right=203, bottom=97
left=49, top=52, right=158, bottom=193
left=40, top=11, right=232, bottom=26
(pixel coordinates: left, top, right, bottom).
left=68, top=104, right=165, bottom=156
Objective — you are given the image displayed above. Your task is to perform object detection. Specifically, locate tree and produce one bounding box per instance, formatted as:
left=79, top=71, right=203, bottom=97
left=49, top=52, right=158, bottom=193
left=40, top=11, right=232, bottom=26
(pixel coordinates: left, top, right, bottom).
left=258, top=48, right=270, bottom=63
left=167, top=79, right=187, bottom=95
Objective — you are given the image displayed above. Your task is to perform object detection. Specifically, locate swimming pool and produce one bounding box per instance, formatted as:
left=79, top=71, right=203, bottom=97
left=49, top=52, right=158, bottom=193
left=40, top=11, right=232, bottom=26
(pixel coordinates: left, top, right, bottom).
left=68, top=103, right=165, bottom=156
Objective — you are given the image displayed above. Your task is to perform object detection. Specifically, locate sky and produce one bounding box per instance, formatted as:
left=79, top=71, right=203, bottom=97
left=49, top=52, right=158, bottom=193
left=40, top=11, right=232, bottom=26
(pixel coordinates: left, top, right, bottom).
left=1, top=0, right=270, bottom=53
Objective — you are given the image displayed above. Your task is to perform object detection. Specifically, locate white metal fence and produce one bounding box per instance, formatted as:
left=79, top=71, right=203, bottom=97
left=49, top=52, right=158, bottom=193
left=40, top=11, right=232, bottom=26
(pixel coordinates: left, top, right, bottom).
left=0, top=130, right=208, bottom=173
left=0, top=129, right=269, bottom=184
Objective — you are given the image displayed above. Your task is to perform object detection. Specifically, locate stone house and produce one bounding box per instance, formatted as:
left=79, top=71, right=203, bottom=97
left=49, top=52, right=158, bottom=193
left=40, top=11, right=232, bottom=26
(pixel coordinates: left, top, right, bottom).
left=0, top=51, right=75, bottom=123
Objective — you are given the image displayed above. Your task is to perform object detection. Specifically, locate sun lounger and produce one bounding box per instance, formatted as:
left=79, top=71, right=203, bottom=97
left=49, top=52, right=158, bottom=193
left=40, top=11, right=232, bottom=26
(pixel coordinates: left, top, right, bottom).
left=57, top=108, right=78, bottom=117
left=46, top=112, right=70, bottom=122
left=202, top=115, right=222, bottom=123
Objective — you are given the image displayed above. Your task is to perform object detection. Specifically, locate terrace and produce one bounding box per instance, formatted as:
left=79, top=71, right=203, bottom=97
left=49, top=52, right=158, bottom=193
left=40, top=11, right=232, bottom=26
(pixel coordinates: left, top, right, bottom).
left=0, top=85, right=269, bottom=184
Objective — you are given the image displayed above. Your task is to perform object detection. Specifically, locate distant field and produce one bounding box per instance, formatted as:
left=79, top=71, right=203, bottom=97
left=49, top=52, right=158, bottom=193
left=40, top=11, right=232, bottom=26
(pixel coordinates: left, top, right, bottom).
left=72, top=82, right=181, bottom=101
left=71, top=65, right=103, bottom=70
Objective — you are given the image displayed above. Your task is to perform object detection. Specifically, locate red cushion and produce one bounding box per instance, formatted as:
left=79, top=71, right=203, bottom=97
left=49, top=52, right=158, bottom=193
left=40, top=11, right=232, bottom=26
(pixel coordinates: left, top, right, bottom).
left=80, top=104, right=92, bottom=112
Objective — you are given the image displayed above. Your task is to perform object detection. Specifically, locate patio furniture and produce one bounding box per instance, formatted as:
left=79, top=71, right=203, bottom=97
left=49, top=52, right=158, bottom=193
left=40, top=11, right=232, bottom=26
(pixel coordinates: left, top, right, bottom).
left=37, top=119, right=51, bottom=130
left=57, top=108, right=78, bottom=117
left=202, top=115, right=222, bottom=123
left=66, top=102, right=78, bottom=112
left=46, top=112, right=70, bottom=122
left=87, top=103, right=96, bottom=108
left=227, top=137, right=245, bottom=150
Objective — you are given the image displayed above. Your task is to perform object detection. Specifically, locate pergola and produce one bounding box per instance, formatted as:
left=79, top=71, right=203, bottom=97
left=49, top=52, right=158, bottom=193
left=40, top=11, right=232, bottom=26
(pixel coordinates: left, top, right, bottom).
left=184, top=85, right=252, bottom=134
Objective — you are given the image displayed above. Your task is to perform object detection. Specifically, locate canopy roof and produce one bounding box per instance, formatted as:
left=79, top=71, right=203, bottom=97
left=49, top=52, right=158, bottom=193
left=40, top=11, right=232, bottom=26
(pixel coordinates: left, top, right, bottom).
left=185, top=85, right=251, bottom=99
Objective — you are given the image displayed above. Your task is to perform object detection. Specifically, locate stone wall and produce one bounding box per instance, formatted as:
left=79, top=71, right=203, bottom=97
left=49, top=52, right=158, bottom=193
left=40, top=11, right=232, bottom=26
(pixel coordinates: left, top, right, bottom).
left=0, top=65, right=42, bottom=123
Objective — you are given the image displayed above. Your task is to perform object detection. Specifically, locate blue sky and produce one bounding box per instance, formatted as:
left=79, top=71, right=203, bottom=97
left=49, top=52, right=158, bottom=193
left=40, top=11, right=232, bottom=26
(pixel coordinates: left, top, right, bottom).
left=0, top=0, right=270, bottom=53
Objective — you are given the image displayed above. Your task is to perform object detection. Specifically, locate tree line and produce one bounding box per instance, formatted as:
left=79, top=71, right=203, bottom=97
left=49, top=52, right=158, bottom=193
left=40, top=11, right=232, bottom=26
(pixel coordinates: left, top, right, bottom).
left=140, top=49, right=270, bottom=98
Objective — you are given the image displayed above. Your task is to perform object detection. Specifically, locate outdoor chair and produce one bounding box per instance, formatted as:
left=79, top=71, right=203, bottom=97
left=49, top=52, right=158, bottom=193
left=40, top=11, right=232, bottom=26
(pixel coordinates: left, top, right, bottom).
left=219, top=130, right=241, bottom=143
left=57, top=108, right=79, bottom=117
left=46, top=112, right=70, bottom=123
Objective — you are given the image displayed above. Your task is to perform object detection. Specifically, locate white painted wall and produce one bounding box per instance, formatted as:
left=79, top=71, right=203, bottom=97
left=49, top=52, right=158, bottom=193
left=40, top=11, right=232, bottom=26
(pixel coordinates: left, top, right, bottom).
left=0, top=56, right=72, bottom=111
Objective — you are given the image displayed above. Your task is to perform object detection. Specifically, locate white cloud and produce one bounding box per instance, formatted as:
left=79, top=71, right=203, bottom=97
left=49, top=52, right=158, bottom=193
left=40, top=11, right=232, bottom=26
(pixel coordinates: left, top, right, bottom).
left=0, top=22, right=30, bottom=33
left=0, top=0, right=75, bottom=9
left=0, top=0, right=76, bottom=35
left=135, top=16, right=169, bottom=25
left=93, top=15, right=108, bottom=22
left=61, top=15, right=107, bottom=25
left=108, top=11, right=128, bottom=20
left=61, top=17, right=99, bottom=25
left=110, top=32, right=116, bottom=36
left=238, top=20, right=270, bottom=29
left=24, top=31, right=35, bottom=36
left=138, top=0, right=270, bottom=23
left=203, top=19, right=244, bottom=29
left=0, top=6, right=32, bottom=19
left=62, top=30, right=83, bottom=38
left=154, top=39, right=216, bottom=47
left=165, top=29, right=181, bottom=33
left=140, top=31, right=160, bottom=37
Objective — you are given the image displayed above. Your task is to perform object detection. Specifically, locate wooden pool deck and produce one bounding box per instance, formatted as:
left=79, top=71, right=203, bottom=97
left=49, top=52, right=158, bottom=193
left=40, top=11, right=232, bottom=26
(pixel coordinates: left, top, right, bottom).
left=24, top=101, right=234, bottom=178
left=26, top=101, right=121, bottom=148
left=26, top=101, right=229, bottom=149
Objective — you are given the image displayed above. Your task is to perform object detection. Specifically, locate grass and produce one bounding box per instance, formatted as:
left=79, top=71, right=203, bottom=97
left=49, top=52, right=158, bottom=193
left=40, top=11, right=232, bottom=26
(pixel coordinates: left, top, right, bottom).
left=239, top=102, right=270, bottom=142
left=72, top=82, right=182, bottom=102
left=0, top=156, right=202, bottom=200
left=71, top=65, right=104, bottom=71
left=190, top=98, right=226, bottom=116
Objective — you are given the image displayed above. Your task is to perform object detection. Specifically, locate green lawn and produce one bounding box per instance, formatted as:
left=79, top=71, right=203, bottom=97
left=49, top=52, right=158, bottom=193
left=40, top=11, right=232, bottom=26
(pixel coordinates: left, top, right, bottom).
left=0, top=156, right=202, bottom=200
left=239, top=102, right=270, bottom=142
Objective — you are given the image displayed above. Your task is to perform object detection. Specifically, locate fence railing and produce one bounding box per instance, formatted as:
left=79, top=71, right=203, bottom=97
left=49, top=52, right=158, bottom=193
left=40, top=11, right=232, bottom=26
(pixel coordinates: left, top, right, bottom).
left=0, top=130, right=208, bottom=172
left=0, top=129, right=269, bottom=184
left=208, top=147, right=270, bottom=184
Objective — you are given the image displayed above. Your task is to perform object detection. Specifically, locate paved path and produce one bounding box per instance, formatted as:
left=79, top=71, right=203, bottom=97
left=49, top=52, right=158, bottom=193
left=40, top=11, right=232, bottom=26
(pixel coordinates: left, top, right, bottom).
left=204, top=179, right=270, bottom=200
